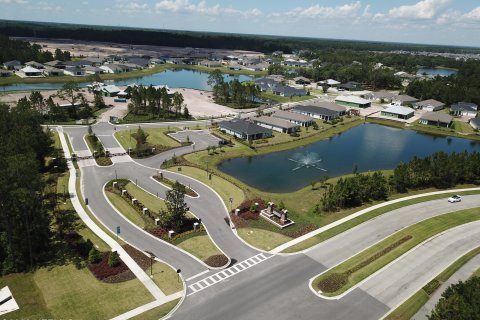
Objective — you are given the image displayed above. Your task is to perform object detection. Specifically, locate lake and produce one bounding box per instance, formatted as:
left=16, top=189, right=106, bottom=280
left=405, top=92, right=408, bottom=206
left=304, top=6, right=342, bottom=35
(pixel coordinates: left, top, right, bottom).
left=417, top=67, right=458, bottom=77
left=0, top=69, right=252, bottom=92
left=218, top=123, right=480, bottom=193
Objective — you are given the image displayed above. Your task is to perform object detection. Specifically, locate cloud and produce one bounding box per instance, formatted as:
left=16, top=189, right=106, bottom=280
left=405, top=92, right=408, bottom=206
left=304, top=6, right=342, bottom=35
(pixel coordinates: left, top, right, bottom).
left=115, top=1, right=149, bottom=12
left=268, top=1, right=363, bottom=23
left=155, top=0, right=261, bottom=18
left=0, top=0, right=29, bottom=4
left=464, top=7, right=480, bottom=21
left=388, top=0, right=451, bottom=20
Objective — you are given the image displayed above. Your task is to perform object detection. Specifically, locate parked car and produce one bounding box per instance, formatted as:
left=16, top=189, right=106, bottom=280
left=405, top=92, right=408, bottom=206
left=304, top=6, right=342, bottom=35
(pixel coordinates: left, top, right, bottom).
left=448, top=195, right=462, bottom=203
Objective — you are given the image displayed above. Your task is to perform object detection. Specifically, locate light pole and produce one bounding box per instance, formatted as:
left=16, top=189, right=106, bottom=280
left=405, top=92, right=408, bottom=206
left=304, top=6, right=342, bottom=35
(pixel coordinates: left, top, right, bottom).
left=145, top=250, right=155, bottom=277
left=229, top=197, right=233, bottom=213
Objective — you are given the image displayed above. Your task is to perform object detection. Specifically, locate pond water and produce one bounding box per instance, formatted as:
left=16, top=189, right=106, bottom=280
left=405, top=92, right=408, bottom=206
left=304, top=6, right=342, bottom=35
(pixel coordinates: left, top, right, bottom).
left=417, top=67, right=458, bottom=77
left=218, top=123, right=480, bottom=193
left=0, top=69, right=252, bottom=92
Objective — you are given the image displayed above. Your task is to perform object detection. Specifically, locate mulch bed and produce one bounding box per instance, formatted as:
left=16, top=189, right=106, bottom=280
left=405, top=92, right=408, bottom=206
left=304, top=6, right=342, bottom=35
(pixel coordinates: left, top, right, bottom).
left=204, top=254, right=229, bottom=268
left=88, top=252, right=130, bottom=282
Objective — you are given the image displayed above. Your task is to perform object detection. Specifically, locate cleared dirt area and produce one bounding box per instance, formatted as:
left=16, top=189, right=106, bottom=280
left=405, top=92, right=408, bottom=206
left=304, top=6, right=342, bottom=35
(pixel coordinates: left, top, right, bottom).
left=13, top=37, right=264, bottom=59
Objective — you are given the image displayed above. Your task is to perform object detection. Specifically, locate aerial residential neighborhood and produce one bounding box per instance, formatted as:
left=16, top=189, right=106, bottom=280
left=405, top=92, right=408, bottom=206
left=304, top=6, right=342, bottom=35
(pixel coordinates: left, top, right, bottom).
left=1, top=1, right=480, bottom=320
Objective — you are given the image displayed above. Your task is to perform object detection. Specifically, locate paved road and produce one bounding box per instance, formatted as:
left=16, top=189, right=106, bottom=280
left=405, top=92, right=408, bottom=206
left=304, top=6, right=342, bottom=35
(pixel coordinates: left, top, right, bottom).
left=305, top=196, right=480, bottom=268
left=360, top=221, right=480, bottom=309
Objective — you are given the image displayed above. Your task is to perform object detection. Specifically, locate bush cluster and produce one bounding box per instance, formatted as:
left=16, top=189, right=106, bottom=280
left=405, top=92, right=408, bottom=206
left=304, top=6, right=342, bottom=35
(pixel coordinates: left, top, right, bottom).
left=88, top=252, right=129, bottom=281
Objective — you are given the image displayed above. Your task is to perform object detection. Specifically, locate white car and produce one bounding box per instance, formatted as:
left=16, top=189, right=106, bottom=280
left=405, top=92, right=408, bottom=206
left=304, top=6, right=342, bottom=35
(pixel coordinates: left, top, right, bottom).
left=448, top=195, right=462, bottom=203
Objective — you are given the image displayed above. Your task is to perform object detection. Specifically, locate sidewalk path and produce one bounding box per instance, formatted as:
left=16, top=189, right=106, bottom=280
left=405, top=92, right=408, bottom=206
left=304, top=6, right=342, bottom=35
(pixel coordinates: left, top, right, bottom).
left=58, top=126, right=166, bottom=301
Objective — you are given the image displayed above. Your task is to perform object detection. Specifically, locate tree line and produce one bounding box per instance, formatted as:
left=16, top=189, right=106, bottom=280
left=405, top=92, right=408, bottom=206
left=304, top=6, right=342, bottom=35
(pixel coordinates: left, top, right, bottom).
left=320, top=151, right=480, bottom=212
left=128, top=85, right=190, bottom=119
left=0, top=33, right=53, bottom=64
left=208, top=70, right=261, bottom=107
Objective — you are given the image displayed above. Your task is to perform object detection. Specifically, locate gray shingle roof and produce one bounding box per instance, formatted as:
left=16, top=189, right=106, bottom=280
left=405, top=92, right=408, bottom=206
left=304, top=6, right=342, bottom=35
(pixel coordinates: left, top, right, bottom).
left=451, top=102, right=478, bottom=112
left=271, top=110, right=313, bottom=123
left=219, top=119, right=271, bottom=136
left=414, top=99, right=445, bottom=108
left=420, top=112, right=453, bottom=124
left=293, top=104, right=341, bottom=117
left=253, top=116, right=299, bottom=129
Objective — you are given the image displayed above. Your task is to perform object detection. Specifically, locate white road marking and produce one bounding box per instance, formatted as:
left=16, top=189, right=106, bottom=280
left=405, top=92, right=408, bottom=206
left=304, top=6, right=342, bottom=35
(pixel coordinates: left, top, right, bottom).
left=186, top=253, right=273, bottom=296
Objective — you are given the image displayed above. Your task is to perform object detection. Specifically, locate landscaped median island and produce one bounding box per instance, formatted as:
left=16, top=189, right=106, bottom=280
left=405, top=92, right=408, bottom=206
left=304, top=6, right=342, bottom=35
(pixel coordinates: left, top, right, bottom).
left=385, top=246, right=480, bottom=320
left=114, top=126, right=191, bottom=158
left=85, top=131, right=113, bottom=166
left=105, top=179, right=229, bottom=268
left=312, top=208, right=480, bottom=297
left=153, top=173, right=198, bottom=197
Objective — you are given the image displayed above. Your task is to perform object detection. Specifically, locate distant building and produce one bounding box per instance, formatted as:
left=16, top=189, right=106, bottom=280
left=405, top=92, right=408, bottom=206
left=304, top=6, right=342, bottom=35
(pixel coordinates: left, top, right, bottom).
left=198, top=60, right=223, bottom=68
left=64, top=66, right=86, bottom=76
left=0, top=69, right=11, bottom=77
left=20, top=66, right=42, bottom=77
left=293, top=77, right=311, bottom=85
left=271, top=110, right=314, bottom=127
left=335, top=95, right=371, bottom=108
left=469, top=118, right=480, bottom=130
left=318, top=79, right=340, bottom=87
left=44, top=60, right=67, bottom=69
left=450, top=102, right=478, bottom=118
left=100, top=64, right=128, bottom=74
left=381, top=105, right=415, bottom=120
left=413, top=99, right=446, bottom=112
left=419, top=112, right=453, bottom=128
left=219, top=119, right=272, bottom=141
left=272, top=85, right=306, bottom=97
left=338, top=81, right=363, bottom=91
left=3, top=60, right=21, bottom=70
left=100, top=85, right=121, bottom=97
left=43, top=66, right=63, bottom=76
left=25, top=61, right=44, bottom=69
left=293, top=102, right=346, bottom=121
left=253, top=116, right=300, bottom=134
left=392, top=95, right=419, bottom=106
left=84, top=66, right=104, bottom=75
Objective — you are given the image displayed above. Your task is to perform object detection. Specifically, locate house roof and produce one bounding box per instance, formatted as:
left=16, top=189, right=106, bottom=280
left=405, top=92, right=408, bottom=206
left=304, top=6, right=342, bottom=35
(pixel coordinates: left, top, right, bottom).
left=420, top=112, right=453, bottom=124
left=273, top=85, right=305, bottom=94
left=219, top=119, right=271, bottom=136
left=272, top=110, right=313, bottom=123
left=65, top=66, right=84, bottom=72
left=293, top=104, right=343, bottom=117
left=84, top=66, right=103, bottom=72
left=414, top=99, right=445, bottom=108
left=470, top=118, right=480, bottom=128
left=394, top=95, right=419, bottom=103
left=367, top=91, right=398, bottom=100
left=293, top=76, right=310, bottom=82
left=101, top=85, right=121, bottom=93
left=336, top=95, right=370, bottom=105
left=3, top=60, right=21, bottom=66
left=25, top=61, right=44, bottom=68
left=339, top=81, right=362, bottom=89
left=383, top=105, right=415, bottom=116
left=44, top=60, right=65, bottom=67
left=451, top=102, right=478, bottom=112
left=21, top=66, right=41, bottom=73
left=319, top=79, right=340, bottom=85
left=254, top=116, right=299, bottom=129
left=44, top=66, right=63, bottom=73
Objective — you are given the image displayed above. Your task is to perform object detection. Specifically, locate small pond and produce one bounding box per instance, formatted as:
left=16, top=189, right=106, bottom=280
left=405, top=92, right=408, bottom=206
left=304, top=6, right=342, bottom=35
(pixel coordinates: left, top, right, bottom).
left=417, top=67, right=458, bottom=78
left=218, top=123, right=480, bottom=193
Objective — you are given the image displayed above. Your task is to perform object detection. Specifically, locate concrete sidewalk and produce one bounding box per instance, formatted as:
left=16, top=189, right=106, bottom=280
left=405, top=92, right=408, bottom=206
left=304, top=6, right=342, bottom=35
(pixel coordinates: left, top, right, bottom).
left=58, top=126, right=166, bottom=301
left=272, top=188, right=480, bottom=253
left=111, top=291, right=182, bottom=320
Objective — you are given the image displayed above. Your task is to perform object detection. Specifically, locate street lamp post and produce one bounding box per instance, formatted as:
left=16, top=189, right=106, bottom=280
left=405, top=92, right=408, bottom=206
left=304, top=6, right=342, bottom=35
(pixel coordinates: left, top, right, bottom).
left=145, top=250, right=155, bottom=277
left=229, top=197, right=233, bottom=213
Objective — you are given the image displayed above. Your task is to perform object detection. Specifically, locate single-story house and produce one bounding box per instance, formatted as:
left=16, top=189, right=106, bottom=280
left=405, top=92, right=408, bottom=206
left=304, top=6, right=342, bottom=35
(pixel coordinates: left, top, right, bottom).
left=392, top=95, right=419, bottom=106
left=413, top=99, right=445, bottom=111
left=100, top=64, right=128, bottom=74
left=242, top=63, right=269, bottom=71
left=127, top=58, right=149, bottom=68
left=318, top=79, right=340, bottom=87
left=335, top=95, right=371, bottom=108
left=450, top=102, right=478, bottom=118
left=0, top=69, right=11, bottom=77
left=283, top=59, right=309, bottom=68
left=469, top=118, right=480, bottom=130
left=293, top=76, right=311, bottom=85
left=253, top=116, right=300, bottom=134
left=25, top=61, right=44, bottom=69
left=43, top=66, right=63, bottom=76
left=44, top=60, right=67, bottom=69
left=381, top=105, right=415, bottom=120
left=339, top=81, right=363, bottom=91
left=266, top=74, right=285, bottom=83
left=271, top=110, right=314, bottom=127
left=84, top=57, right=105, bottom=66
left=199, top=60, right=223, bottom=68
left=149, top=58, right=165, bottom=66
left=64, top=66, right=86, bottom=76
left=293, top=103, right=346, bottom=121
left=219, top=119, right=272, bottom=141
left=3, top=60, right=21, bottom=70
left=365, top=91, right=398, bottom=102
left=84, top=66, right=104, bottom=75
left=272, top=85, right=306, bottom=97
left=419, top=112, right=453, bottom=128
left=101, top=85, right=121, bottom=97
left=65, top=60, right=92, bottom=68
left=20, top=66, right=42, bottom=77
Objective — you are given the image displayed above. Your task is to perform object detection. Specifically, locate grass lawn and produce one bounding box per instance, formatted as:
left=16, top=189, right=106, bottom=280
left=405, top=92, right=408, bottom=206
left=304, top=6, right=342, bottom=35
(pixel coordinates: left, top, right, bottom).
left=149, top=263, right=183, bottom=295
left=84, top=134, right=113, bottom=166
left=386, top=246, right=480, bottom=320
left=177, top=234, right=223, bottom=261
left=283, top=189, right=480, bottom=253
left=472, top=268, right=480, bottom=278
left=130, top=299, right=180, bottom=320
left=125, top=182, right=167, bottom=212
left=106, top=190, right=150, bottom=229
left=115, top=127, right=181, bottom=151
left=312, top=208, right=480, bottom=297
left=237, top=228, right=293, bottom=251
left=453, top=120, right=476, bottom=134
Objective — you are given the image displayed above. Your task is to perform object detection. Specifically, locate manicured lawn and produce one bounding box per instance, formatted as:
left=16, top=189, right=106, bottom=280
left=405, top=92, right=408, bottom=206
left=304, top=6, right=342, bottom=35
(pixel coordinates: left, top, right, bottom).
left=453, top=120, right=476, bottom=134
left=386, top=246, right=480, bottom=320
left=177, top=234, right=223, bottom=261
left=472, top=267, right=480, bottom=278
left=115, top=127, right=182, bottom=150
left=313, top=208, right=480, bottom=297
left=283, top=189, right=480, bottom=253
left=106, top=190, right=150, bottom=229
left=130, top=299, right=180, bottom=320
left=84, top=134, right=113, bottom=166
left=149, top=263, right=183, bottom=295
left=237, top=228, right=293, bottom=251
left=125, top=182, right=167, bottom=212
left=168, top=166, right=245, bottom=209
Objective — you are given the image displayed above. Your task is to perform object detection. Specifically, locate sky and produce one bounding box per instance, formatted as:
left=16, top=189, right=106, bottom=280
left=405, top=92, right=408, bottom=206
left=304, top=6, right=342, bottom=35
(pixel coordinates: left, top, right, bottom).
left=1, top=0, right=480, bottom=47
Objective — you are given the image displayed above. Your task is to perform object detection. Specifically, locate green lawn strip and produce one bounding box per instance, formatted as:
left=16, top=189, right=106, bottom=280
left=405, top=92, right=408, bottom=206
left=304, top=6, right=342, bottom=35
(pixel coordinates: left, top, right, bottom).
left=84, top=134, right=113, bottom=166
left=153, top=175, right=198, bottom=197
left=167, top=166, right=245, bottom=209
left=312, top=208, right=480, bottom=297
left=115, top=127, right=181, bottom=151
left=149, top=263, right=183, bottom=295
left=33, top=264, right=153, bottom=320
left=106, top=180, right=222, bottom=263
left=283, top=190, right=480, bottom=253
left=237, top=228, right=293, bottom=251
left=385, top=246, right=480, bottom=320
left=472, top=268, right=480, bottom=278
left=130, top=299, right=181, bottom=320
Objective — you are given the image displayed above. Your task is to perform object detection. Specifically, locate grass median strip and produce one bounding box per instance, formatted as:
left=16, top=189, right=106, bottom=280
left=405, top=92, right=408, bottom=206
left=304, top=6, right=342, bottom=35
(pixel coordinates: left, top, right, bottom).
left=312, top=208, right=480, bottom=297
left=385, top=246, right=480, bottom=320
left=283, top=190, right=480, bottom=253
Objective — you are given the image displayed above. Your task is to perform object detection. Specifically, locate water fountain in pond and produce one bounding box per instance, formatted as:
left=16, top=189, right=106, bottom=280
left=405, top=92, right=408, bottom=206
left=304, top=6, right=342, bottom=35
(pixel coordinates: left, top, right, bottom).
left=288, top=152, right=327, bottom=172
